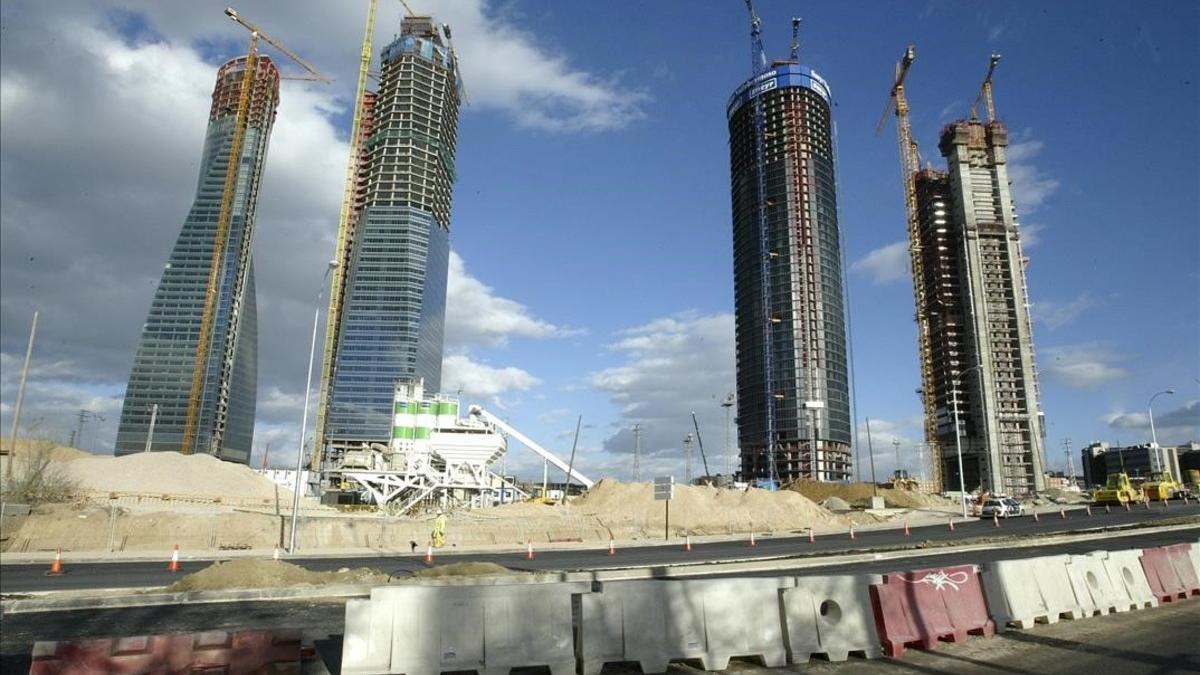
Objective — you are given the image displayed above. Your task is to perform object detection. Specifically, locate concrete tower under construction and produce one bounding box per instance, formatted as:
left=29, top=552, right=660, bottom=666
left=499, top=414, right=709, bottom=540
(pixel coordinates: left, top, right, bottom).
left=314, top=14, right=462, bottom=463
left=116, top=55, right=280, bottom=460
left=914, top=118, right=1047, bottom=495
left=727, top=61, right=853, bottom=484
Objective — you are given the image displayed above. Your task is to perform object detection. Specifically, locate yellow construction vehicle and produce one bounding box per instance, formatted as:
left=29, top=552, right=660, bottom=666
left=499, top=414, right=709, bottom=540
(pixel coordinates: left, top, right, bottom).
left=1141, top=472, right=1184, bottom=502
left=1093, top=472, right=1140, bottom=505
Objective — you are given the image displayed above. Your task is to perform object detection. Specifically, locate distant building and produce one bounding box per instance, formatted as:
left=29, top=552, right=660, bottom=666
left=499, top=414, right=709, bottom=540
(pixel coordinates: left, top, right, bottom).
left=726, top=58, right=852, bottom=484
left=316, top=15, right=463, bottom=459
left=115, top=55, right=281, bottom=461
left=1080, top=442, right=1109, bottom=487
left=1093, top=443, right=1181, bottom=481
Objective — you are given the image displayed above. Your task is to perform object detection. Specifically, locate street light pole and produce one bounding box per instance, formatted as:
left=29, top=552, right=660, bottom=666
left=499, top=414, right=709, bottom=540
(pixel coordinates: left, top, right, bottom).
left=1147, top=388, right=1175, bottom=448
left=289, top=262, right=337, bottom=554
left=5, top=310, right=37, bottom=480
left=721, top=393, right=735, bottom=477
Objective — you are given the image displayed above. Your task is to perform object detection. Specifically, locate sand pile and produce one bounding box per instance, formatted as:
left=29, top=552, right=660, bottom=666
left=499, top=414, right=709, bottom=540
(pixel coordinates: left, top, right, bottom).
left=572, top=479, right=839, bottom=534
left=166, top=558, right=389, bottom=592
left=409, top=562, right=520, bottom=579
left=787, top=480, right=954, bottom=510
left=60, top=452, right=291, bottom=501
left=0, top=438, right=93, bottom=462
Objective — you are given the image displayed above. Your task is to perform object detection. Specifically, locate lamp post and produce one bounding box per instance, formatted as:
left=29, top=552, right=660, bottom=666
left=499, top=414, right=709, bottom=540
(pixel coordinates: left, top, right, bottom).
left=721, top=393, right=735, bottom=477
left=950, top=363, right=984, bottom=518
left=1147, top=389, right=1175, bottom=448
left=288, top=261, right=337, bottom=554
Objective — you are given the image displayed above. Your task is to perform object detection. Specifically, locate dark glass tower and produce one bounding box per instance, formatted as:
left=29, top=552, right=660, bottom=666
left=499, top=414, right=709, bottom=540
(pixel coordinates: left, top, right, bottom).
left=727, top=63, right=852, bottom=483
left=320, top=15, right=461, bottom=454
left=115, top=56, right=280, bottom=462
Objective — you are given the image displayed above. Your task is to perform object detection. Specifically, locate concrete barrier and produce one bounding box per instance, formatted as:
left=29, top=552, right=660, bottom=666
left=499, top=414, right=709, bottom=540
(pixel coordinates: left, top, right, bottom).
left=1140, top=545, right=1200, bottom=603
left=783, top=574, right=881, bottom=662
left=1089, top=549, right=1157, bottom=611
left=871, top=564, right=994, bottom=658
left=1066, top=554, right=1124, bottom=616
left=343, top=583, right=580, bottom=675
left=579, top=577, right=792, bottom=674
left=30, top=631, right=301, bottom=675
left=982, top=555, right=1086, bottom=629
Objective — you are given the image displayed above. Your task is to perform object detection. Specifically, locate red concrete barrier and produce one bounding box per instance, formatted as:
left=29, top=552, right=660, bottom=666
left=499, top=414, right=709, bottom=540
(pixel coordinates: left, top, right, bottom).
left=30, top=630, right=301, bottom=674
left=870, top=563, right=995, bottom=658
left=1140, top=545, right=1200, bottom=603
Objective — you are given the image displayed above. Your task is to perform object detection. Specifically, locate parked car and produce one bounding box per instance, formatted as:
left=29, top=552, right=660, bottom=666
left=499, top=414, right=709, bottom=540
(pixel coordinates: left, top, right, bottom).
left=981, top=498, right=1023, bottom=518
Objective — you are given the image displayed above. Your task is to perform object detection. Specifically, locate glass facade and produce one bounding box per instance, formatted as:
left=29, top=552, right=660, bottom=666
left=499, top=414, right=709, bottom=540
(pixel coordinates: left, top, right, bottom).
left=727, top=64, right=853, bottom=482
left=324, top=16, right=461, bottom=449
left=115, top=56, right=279, bottom=462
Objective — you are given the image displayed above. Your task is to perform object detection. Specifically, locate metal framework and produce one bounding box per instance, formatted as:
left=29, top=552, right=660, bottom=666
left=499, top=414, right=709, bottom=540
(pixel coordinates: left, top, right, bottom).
left=878, top=45, right=944, bottom=492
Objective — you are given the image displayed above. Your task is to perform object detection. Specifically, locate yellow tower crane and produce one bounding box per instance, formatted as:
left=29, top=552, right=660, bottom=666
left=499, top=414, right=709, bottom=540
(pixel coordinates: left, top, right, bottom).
left=312, top=0, right=382, bottom=471
left=181, top=7, right=330, bottom=455
left=876, top=45, right=943, bottom=492
left=970, top=53, right=1002, bottom=122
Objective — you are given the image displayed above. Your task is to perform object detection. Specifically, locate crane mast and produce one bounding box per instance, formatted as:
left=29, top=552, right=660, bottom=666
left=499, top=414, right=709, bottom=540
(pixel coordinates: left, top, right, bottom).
left=970, top=53, right=1001, bottom=122
left=313, top=0, right=380, bottom=474
left=878, top=45, right=943, bottom=492
left=182, top=8, right=328, bottom=455
left=742, top=0, right=778, bottom=485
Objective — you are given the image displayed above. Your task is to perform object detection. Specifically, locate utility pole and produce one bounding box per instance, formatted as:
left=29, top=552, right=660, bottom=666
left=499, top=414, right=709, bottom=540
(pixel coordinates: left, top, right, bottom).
left=261, top=441, right=272, bottom=469
left=892, top=438, right=902, bottom=478
left=5, top=310, right=38, bottom=480
left=143, top=404, right=158, bottom=453
left=1062, top=438, right=1075, bottom=487
left=632, top=424, right=642, bottom=482
left=683, top=433, right=694, bottom=483
left=721, top=393, right=735, bottom=476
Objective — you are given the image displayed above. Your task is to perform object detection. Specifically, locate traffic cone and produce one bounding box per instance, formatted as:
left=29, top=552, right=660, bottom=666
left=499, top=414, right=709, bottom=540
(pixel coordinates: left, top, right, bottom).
left=608, top=538, right=615, bottom=556
left=273, top=545, right=280, bottom=561
left=167, top=544, right=181, bottom=573
left=684, top=534, right=692, bottom=552
left=1059, top=508, right=1067, bottom=520
left=1086, top=506, right=1092, bottom=517
left=993, top=514, right=999, bottom=528
left=948, top=517, right=955, bottom=532
left=849, top=524, right=855, bottom=540
left=526, top=542, right=534, bottom=560
left=1033, top=511, right=1040, bottom=522
left=424, top=543, right=433, bottom=564
left=1124, top=502, right=1131, bottom=512
left=1105, top=505, right=1111, bottom=514
left=903, top=519, right=910, bottom=536
left=749, top=531, right=757, bottom=547
left=1162, top=498, right=1168, bottom=509
left=46, top=548, right=64, bottom=576
left=1145, top=499, right=1151, bottom=510
left=808, top=528, right=815, bottom=543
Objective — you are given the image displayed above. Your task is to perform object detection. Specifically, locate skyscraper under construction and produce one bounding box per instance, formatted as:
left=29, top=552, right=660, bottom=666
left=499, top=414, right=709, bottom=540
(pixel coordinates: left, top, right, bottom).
left=727, top=45, right=853, bottom=482
left=891, top=51, right=1046, bottom=495
left=116, top=55, right=280, bottom=460
left=314, top=14, right=462, bottom=464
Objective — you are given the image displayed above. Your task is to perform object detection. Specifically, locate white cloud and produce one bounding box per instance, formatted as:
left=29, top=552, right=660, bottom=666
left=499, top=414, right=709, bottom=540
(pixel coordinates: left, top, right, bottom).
left=1030, top=292, right=1096, bottom=330
left=442, top=354, right=540, bottom=400
left=1041, top=344, right=1128, bottom=389
left=445, top=252, right=574, bottom=348
left=1007, top=139, right=1059, bottom=214
left=1020, top=222, right=1045, bottom=248
left=1104, top=400, right=1200, bottom=443
left=851, top=241, right=908, bottom=284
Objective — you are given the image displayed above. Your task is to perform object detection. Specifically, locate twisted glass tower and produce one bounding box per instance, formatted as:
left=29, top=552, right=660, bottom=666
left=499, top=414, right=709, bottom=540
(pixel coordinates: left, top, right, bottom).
left=115, top=56, right=280, bottom=462
left=319, top=15, right=461, bottom=455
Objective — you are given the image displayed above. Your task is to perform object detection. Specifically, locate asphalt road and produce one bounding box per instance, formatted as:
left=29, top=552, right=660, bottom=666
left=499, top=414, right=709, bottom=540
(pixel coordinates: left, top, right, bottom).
left=2, top=502, right=1197, bottom=593
left=2, top=528, right=1198, bottom=674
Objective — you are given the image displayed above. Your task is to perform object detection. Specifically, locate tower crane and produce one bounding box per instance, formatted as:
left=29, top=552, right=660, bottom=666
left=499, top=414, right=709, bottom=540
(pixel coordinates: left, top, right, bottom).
left=969, top=53, right=1001, bottom=122
left=181, top=8, right=329, bottom=455
left=876, top=45, right=943, bottom=492
left=313, top=0, right=381, bottom=471
left=742, top=0, right=779, bottom=485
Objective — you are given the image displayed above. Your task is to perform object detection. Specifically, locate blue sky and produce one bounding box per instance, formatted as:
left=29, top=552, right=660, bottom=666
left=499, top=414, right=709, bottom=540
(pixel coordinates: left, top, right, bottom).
left=1, top=1, right=1197, bottom=483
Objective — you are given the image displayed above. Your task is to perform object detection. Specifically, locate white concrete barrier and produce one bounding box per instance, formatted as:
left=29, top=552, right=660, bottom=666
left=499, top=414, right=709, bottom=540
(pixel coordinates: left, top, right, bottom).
left=579, top=577, right=792, bottom=674
left=982, top=555, right=1086, bottom=629
left=1092, top=549, right=1157, bottom=611
left=341, top=598, right=396, bottom=675
left=344, top=583, right=579, bottom=675
left=782, top=574, right=881, bottom=662
left=1190, top=542, right=1200, bottom=584
left=1067, top=554, right=1123, bottom=616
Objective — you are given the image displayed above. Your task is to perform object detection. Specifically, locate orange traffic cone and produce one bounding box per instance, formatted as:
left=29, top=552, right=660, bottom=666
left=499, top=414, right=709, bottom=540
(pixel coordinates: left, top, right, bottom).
left=1060, top=508, right=1067, bottom=519
left=684, top=534, right=692, bottom=552
left=167, top=544, right=181, bottom=573
left=608, top=538, right=615, bottom=556
left=903, top=519, right=910, bottom=536
left=993, top=514, right=1000, bottom=528
left=849, top=524, right=855, bottom=540
left=1105, top=505, right=1111, bottom=514
left=1124, top=502, right=1131, bottom=512
left=749, top=531, right=757, bottom=547
left=1086, top=506, right=1092, bottom=517
left=1162, top=498, right=1169, bottom=509
left=424, top=543, right=433, bottom=564
left=1033, top=511, right=1040, bottom=522
left=526, top=542, right=534, bottom=560
left=808, top=528, right=815, bottom=543
left=46, top=548, right=64, bottom=576
left=948, top=517, right=955, bottom=532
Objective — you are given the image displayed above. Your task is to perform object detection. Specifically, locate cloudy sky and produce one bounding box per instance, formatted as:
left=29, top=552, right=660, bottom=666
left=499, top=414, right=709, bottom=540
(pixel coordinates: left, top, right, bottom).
left=1, top=0, right=1197, bottom=483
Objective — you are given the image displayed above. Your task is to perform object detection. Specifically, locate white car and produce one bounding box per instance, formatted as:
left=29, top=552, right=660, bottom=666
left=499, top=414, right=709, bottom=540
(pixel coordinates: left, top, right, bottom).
left=981, top=498, right=1023, bottom=518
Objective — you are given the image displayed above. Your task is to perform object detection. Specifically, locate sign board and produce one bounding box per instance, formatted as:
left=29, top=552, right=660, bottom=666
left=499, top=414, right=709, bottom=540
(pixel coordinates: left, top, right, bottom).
left=653, top=475, right=674, bottom=501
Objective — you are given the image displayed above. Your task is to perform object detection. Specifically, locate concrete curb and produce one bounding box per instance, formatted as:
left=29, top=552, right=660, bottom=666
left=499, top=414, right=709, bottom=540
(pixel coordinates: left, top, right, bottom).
left=3, top=521, right=1196, bottom=615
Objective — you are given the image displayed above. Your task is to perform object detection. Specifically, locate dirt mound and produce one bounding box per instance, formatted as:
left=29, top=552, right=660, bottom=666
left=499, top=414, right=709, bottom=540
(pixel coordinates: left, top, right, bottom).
left=409, top=562, right=519, bottom=578
left=60, top=452, right=291, bottom=501
left=1, top=438, right=93, bottom=462
left=820, top=496, right=852, bottom=511
left=166, top=558, right=389, bottom=592
left=573, top=479, right=837, bottom=533
left=787, top=480, right=953, bottom=510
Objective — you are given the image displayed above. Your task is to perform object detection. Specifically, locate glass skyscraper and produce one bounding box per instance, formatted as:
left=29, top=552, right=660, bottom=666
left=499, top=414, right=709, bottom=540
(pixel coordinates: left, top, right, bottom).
left=115, top=55, right=280, bottom=462
left=318, top=15, right=462, bottom=455
left=727, top=63, right=853, bottom=483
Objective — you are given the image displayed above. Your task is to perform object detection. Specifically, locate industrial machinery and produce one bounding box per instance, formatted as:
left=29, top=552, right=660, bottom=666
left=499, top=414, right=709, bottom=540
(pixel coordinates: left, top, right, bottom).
left=327, top=379, right=592, bottom=514
left=1141, top=472, right=1185, bottom=502
left=1093, top=472, right=1140, bottom=505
